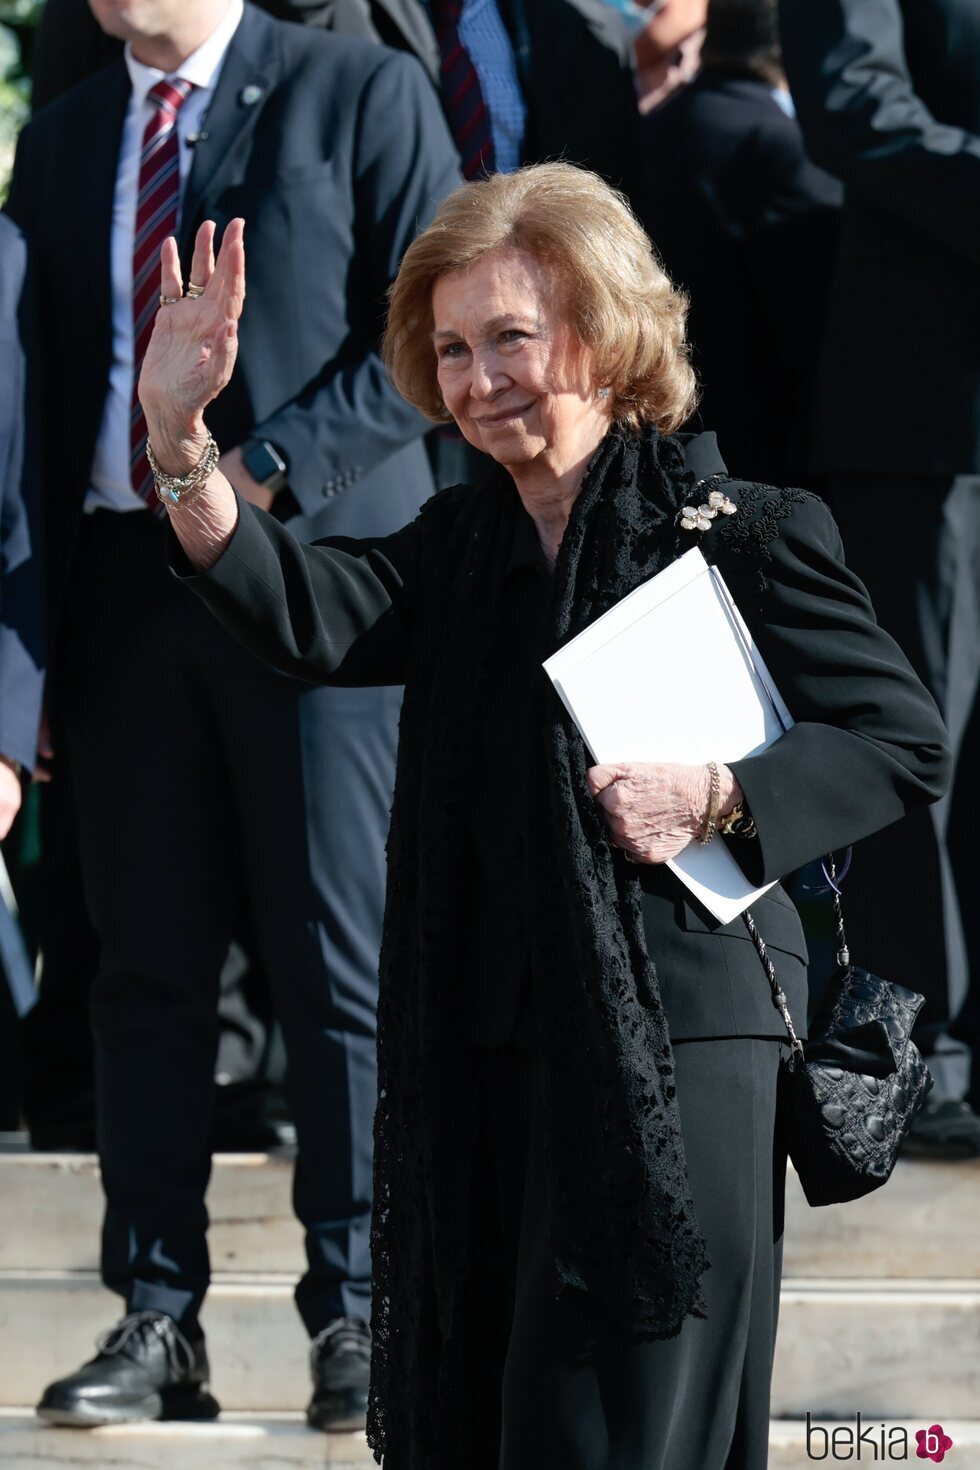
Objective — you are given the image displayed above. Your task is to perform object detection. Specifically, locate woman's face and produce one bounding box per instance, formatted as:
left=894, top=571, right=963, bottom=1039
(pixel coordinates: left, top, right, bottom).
left=431, top=248, right=609, bottom=475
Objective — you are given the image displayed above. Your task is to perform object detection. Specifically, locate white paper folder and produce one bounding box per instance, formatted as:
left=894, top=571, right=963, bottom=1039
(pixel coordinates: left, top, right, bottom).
left=542, top=547, right=793, bottom=923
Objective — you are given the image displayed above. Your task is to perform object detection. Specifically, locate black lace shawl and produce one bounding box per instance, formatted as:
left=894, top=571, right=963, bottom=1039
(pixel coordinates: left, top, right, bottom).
left=367, top=425, right=807, bottom=1468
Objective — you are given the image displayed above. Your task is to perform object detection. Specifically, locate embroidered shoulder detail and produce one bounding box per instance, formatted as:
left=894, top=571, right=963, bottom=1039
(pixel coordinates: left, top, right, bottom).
left=710, top=480, right=814, bottom=605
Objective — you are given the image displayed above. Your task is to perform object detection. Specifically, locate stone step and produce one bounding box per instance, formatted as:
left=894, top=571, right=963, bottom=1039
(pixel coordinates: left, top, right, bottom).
left=1, top=1413, right=978, bottom=1470
left=2, top=1144, right=977, bottom=1279
left=0, top=1148, right=303, bottom=1274
left=1, top=1271, right=977, bottom=1419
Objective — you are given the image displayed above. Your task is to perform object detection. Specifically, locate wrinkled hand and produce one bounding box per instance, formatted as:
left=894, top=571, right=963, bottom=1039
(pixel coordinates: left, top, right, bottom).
left=138, top=218, right=246, bottom=473
left=587, top=761, right=739, bottom=864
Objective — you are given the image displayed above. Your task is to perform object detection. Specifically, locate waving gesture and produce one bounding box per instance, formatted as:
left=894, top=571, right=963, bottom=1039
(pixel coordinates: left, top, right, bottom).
left=139, top=218, right=245, bottom=473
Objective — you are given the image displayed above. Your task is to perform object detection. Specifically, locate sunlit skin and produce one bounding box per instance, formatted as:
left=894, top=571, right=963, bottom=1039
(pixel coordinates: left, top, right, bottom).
left=142, top=223, right=741, bottom=861
left=432, top=248, right=611, bottom=568
left=86, top=0, right=230, bottom=70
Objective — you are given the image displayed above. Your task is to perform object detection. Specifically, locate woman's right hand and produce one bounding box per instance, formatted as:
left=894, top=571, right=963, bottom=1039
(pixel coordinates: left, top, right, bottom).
left=138, top=217, right=246, bottom=474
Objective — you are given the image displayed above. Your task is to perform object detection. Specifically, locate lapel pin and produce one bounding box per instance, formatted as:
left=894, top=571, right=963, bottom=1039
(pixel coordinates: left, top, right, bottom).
left=240, top=83, right=264, bottom=106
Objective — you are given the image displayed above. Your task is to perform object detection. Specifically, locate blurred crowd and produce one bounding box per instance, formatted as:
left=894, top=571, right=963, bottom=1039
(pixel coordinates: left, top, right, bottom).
left=1, top=0, right=979, bottom=1421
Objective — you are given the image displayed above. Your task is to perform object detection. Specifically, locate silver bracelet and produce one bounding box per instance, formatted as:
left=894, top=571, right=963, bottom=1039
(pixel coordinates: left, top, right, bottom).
left=146, top=433, right=220, bottom=509
left=695, top=760, right=721, bottom=845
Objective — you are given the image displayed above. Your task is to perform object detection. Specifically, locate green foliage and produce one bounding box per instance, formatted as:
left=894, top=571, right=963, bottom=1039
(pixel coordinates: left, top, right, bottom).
left=0, top=0, right=43, bottom=199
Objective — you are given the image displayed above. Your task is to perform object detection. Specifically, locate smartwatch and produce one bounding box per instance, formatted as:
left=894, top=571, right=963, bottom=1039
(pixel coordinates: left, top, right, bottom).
left=241, top=439, right=288, bottom=494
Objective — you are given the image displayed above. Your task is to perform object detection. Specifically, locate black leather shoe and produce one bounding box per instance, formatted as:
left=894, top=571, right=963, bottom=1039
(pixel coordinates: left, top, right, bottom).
left=36, top=1310, right=220, bottom=1427
left=306, top=1316, right=371, bottom=1432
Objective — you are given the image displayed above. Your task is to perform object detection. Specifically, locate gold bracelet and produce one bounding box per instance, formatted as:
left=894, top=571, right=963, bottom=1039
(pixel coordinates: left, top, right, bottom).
left=696, top=760, right=721, bottom=845
left=147, top=432, right=220, bottom=509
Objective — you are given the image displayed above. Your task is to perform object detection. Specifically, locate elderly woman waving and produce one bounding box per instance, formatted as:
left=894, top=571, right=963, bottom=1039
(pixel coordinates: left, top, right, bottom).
left=142, top=165, right=947, bottom=1470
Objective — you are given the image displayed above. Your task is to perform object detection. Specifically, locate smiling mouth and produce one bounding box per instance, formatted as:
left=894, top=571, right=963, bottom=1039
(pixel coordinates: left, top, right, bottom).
left=472, top=402, right=536, bottom=426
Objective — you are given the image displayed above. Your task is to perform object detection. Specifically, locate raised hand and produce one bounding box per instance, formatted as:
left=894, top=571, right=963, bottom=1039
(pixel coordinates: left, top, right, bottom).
left=138, top=218, right=245, bottom=473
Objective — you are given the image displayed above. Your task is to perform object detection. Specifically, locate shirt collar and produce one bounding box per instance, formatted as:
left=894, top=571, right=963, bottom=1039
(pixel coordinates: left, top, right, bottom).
left=125, top=0, right=244, bottom=108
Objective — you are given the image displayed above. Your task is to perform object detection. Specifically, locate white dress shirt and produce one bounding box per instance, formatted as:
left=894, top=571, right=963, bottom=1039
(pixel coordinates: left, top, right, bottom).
left=86, top=0, right=244, bottom=515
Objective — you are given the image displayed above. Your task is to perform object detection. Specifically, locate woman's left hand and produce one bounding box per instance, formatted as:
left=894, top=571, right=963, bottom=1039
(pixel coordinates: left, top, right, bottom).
left=587, top=761, right=740, bottom=864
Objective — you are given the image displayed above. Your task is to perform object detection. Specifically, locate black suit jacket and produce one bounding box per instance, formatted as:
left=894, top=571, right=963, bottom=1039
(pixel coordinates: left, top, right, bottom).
left=168, top=432, right=950, bottom=1041
left=0, top=215, right=44, bottom=775
left=780, top=0, right=980, bottom=476
left=639, top=69, right=841, bottom=488
left=7, top=4, right=460, bottom=631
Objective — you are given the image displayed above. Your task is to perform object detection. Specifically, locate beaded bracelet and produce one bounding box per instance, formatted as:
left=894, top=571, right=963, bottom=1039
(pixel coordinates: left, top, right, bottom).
left=147, top=432, right=220, bottom=510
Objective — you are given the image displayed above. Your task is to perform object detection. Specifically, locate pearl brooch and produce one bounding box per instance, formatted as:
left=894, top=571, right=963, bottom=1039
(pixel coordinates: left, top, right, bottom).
left=678, top=487, right=737, bottom=533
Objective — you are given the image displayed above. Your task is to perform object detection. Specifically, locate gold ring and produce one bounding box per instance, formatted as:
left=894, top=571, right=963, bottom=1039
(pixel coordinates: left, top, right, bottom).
left=186, top=283, right=206, bottom=299
left=159, top=294, right=181, bottom=306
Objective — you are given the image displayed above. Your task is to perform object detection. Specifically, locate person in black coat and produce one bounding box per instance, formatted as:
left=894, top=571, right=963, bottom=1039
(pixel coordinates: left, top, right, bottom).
left=780, top=0, right=980, bottom=1149
left=134, top=165, right=947, bottom=1470
left=8, top=0, right=460, bottom=1432
left=639, top=0, right=841, bottom=489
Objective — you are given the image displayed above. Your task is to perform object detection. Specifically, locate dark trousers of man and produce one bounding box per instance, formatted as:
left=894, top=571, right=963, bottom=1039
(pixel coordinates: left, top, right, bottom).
left=829, top=477, right=980, bottom=1097
left=55, top=508, right=399, bottom=1334
left=465, top=1036, right=789, bottom=1470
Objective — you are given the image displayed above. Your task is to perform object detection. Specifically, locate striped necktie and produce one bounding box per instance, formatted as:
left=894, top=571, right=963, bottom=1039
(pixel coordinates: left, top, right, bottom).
left=130, top=78, right=193, bottom=508
left=430, top=1, right=496, bottom=180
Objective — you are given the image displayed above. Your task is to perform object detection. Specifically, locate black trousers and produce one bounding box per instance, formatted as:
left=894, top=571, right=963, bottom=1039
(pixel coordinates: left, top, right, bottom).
left=57, top=510, right=399, bottom=1334
left=829, top=476, right=980, bottom=1086
left=467, top=1036, right=790, bottom=1470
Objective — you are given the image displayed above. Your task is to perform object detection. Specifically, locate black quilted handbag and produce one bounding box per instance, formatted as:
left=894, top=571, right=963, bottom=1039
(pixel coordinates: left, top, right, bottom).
left=743, top=855, right=933, bottom=1207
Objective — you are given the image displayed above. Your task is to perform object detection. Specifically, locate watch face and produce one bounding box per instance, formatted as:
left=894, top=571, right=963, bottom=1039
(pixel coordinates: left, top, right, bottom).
left=244, top=441, right=286, bottom=485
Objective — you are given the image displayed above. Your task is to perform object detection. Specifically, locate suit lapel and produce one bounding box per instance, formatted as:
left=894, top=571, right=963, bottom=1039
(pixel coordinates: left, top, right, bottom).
left=179, top=4, right=280, bottom=255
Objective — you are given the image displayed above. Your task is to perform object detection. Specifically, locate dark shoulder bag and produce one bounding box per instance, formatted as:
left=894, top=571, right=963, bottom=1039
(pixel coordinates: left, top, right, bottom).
left=743, top=855, right=933, bottom=1207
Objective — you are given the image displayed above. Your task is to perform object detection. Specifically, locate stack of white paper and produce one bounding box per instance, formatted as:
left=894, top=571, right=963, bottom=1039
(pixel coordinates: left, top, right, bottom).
left=543, top=547, right=793, bottom=922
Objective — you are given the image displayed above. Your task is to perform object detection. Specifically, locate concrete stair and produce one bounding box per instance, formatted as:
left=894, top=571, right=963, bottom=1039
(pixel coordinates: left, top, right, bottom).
left=2, top=1413, right=979, bottom=1470
left=1, top=1141, right=978, bottom=1465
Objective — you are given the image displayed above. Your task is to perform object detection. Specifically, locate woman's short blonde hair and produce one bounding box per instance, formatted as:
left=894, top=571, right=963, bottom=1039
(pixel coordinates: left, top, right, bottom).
left=382, top=162, right=697, bottom=433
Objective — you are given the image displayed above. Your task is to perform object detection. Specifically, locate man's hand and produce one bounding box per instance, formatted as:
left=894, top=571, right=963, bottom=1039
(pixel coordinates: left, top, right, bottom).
left=219, top=445, right=276, bottom=511
left=0, top=756, right=22, bottom=841
left=587, top=761, right=741, bottom=864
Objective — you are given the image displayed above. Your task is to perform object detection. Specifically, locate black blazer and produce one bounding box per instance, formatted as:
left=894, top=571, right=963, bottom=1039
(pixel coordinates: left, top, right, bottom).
left=6, top=4, right=460, bottom=631
left=638, top=69, right=841, bottom=488
left=168, top=432, right=950, bottom=1041
left=780, top=0, right=980, bottom=477
left=0, top=215, right=44, bottom=776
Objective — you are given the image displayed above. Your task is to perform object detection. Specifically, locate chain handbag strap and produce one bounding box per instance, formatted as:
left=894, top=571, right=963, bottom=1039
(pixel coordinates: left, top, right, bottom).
left=740, top=850, right=852, bottom=1064
left=742, top=908, right=806, bottom=1062
left=823, top=851, right=851, bottom=969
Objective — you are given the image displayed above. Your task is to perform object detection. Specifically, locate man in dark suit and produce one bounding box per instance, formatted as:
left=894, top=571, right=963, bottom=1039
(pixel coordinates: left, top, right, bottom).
left=780, top=0, right=980, bottom=1151
left=640, top=0, right=841, bottom=489
left=31, top=0, right=639, bottom=187
left=6, top=0, right=459, bottom=1428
